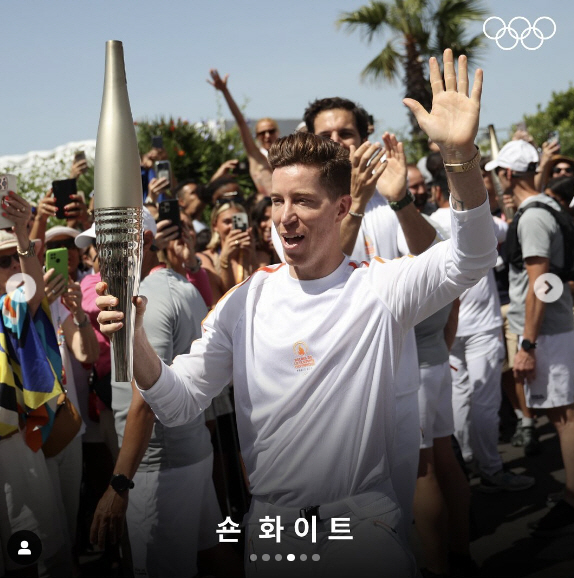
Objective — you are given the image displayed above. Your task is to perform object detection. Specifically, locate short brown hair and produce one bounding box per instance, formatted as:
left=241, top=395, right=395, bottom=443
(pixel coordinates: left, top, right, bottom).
left=267, top=132, right=351, bottom=200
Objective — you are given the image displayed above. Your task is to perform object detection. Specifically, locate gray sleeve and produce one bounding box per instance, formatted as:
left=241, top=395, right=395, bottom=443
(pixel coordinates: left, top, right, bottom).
left=143, top=281, right=175, bottom=365
left=518, top=209, right=555, bottom=260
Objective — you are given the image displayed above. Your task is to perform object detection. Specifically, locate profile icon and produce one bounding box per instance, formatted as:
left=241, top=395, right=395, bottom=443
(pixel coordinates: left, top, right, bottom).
left=7, top=531, right=42, bottom=565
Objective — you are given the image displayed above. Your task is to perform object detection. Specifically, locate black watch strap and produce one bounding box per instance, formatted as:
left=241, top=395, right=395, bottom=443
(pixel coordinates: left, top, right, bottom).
left=110, top=474, right=134, bottom=493
left=521, top=339, right=537, bottom=351
left=389, top=191, right=414, bottom=212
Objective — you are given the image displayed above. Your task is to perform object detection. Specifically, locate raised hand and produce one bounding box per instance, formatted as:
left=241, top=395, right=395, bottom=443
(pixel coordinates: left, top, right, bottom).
left=404, top=49, right=482, bottom=162
left=376, top=133, right=407, bottom=203
left=348, top=140, right=387, bottom=210
left=207, top=69, right=229, bottom=92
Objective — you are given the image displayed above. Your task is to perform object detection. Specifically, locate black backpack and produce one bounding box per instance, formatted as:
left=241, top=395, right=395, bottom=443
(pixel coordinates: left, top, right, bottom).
left=506, top=199, right=574, bottom=281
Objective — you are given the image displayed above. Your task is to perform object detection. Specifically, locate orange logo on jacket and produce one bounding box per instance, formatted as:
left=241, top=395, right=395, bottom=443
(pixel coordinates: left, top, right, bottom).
left=293, top=341, right=315, bottom=371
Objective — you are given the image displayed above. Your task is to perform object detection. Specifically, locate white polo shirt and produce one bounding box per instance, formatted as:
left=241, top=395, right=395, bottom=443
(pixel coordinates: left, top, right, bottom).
left=140, top=199, right=496, bottom=508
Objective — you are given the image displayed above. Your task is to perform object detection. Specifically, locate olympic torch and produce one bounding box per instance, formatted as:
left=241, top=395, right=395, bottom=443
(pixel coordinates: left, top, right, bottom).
left=94, top=40, right=143, bottom=382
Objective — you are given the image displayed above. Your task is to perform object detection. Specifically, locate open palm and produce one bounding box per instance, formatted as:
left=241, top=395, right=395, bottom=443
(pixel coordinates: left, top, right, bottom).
left=404, top=49, right=482, bottom=156
left=377, top=133, right=407, bottom=202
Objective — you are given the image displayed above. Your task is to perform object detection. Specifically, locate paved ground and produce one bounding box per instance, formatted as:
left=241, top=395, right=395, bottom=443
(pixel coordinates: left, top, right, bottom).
left=465, top=415, right=574, bottom=578
left=80, top=415, right=573, bottom=577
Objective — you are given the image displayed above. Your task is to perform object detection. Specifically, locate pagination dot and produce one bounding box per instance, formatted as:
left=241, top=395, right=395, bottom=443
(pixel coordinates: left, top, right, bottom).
left=300, top=554, right=308, bottom=561
left=312, top=554, right=321, bottom=561
left=262, top=554, right=270, bottom=562
left=249, top=554, right=257, bottom=562
left=287, top=554, right=295, bottom=561
left=275, top=554, right=282, bottom=561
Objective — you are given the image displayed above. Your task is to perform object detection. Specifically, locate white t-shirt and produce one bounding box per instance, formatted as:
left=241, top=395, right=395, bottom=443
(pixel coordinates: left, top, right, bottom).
left=140, top=199, right=496, bottom=507
left=272, top=192, right=422, bottom=396
left=430, top=207, right=507, bottom=336
left=50, top=299, right=86, bottom=437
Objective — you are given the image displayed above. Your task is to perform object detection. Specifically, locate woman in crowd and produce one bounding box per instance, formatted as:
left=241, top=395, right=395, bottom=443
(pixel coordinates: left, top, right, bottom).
left=198, top=200, right=255, bottom=297
left=0, top=192, right=71, bottom=577
left=251, top=197, right=279, bottom=267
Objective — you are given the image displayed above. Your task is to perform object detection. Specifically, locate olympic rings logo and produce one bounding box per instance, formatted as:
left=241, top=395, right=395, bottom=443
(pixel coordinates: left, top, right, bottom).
left=483, top=16, right=556, bottom=50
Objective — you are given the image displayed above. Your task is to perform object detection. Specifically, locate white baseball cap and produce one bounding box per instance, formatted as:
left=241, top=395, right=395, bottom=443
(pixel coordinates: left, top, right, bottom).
left=484, top=140, right=539, bottom=173
left=75, top=207, right=157, bottom=249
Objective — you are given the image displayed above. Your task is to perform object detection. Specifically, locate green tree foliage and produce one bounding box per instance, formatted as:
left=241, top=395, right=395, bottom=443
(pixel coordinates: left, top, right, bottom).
left=522, top=85, right=574, bottom=157
left=337, top=0, right=487, bottom=146
left=135, top=116, right=256, bottom=194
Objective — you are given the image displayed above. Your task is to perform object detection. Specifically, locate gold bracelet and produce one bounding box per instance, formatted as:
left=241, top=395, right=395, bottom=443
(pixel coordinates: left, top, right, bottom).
left=348, top=211, right=365, bottom=218
left=443, top=147, right=481, bottom=173
left=17, top=241, right=36, bottom=258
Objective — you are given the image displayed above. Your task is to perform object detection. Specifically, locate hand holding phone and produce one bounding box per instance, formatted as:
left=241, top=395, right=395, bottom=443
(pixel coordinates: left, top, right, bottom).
left=232, top=213, right=249, bottom=232
left=45, top=248, right=69, bottom=287
left=157, top=200, right=181, bottom=239
left=0, top=175, right=17, bottom=229
left=52, top=179, right=78, bottom=219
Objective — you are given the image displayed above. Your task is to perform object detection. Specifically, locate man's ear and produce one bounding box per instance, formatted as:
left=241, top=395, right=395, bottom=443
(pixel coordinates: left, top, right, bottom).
left=337, top=195, right=353, bottom=222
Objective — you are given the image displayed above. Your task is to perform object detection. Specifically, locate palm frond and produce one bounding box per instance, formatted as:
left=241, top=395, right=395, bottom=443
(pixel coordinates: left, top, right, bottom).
left=337, top=1, right=389, bottom=43
left=360, top=40, right=402, bottom=84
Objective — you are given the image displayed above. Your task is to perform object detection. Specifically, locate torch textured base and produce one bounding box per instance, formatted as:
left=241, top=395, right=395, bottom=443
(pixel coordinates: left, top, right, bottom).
left=95, top=207, right=143, bottom=382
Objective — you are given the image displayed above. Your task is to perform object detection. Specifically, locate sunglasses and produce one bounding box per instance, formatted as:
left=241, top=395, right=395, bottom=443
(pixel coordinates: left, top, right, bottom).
left=0, top=253, right=19, bottom=269
left=256, top=128, right=277, bottom=138
left=46, top=238, right=77, bottom=251
left=215, top=192, right=244, bottom=206
left=553, top=166, right=573, bottom=175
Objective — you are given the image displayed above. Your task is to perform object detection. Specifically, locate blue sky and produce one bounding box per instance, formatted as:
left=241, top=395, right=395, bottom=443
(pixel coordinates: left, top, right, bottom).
left=1, top=0, right=572, bottom=156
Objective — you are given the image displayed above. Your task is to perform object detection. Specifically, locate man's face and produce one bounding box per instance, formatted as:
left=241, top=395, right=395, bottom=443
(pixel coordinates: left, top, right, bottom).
left=407, top=166, right=428, bottom=211
left=552, top=162, right=574, bottom=179
left=178, top=183, right=204, bottom=218
left=313, top=109, right=363, bottom=150
left=271, top=164, right=349, bottom=280
left=256, top=120, right=279, bottom=151
left=497, top=168, right=516, bottom=210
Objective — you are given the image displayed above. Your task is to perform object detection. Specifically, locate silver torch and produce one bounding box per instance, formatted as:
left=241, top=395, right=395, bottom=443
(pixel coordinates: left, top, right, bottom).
left=94, top=40, right=143, bottom=382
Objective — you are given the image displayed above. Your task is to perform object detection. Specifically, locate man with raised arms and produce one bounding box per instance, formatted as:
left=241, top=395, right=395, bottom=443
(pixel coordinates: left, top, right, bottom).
left=97, top=50, right=495, bottom=577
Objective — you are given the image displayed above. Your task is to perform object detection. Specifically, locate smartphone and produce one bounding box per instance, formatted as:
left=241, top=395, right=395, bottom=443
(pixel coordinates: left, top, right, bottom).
left=154, top=160, right=171, bottom=183
left=0, top=174, right=17, bottom=229
left=548, top=130, right=560, bottom=146
left=45, top=248, right=69, bottom=287
left=52, top=179, right=77, bottom=219
left=73, top=150, right=86, bottom=163
left=157, top=199, right=181, bottom=238
left=151, top=135, right=164, bottom=149
left=232, top=213, right=249, bottom=232
left=234, top=160, right=250, bottom=176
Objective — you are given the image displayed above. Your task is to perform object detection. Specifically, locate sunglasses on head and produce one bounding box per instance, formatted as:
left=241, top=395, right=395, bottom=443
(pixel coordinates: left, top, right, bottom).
left=215, top=192, right=244, bottom=206
left=256, top=128, right=277, bottom=138
left=0, top=253, right=19, bottom=269
left=46, top=238, right=77, bottom=251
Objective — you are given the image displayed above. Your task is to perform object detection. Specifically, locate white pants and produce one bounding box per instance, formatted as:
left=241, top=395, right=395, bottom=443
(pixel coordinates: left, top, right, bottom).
left=390, top=390, right=421, bottom=543
left=45, top=435, right=82, bottom=545
left=126, top=453, right=222, bottom=578
left=450, top=328, right=505, bottom=475
left=0, top=433, right=69, bottom=575
left=245, top=494, right=416, bottom=578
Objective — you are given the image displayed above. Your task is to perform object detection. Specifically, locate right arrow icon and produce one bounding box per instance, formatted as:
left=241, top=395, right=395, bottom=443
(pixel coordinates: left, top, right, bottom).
left=534, top=273, right=563, bottom=303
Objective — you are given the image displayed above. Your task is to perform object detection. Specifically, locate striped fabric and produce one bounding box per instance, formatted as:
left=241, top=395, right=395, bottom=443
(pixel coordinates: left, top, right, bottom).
left=0, top=289, right=63, bottom=451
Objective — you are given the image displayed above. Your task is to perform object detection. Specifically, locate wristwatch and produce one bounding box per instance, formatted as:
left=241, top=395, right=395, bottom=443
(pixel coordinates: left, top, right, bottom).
left=521, top=339, right=537, bottom=352
left=389, top=191, right=414, bottom=212
left=110, top=474, right=134, bottom=493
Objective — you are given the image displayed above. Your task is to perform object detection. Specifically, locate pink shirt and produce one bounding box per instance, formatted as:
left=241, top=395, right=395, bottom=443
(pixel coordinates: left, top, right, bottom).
left=80, top=273, right=111, bottom=377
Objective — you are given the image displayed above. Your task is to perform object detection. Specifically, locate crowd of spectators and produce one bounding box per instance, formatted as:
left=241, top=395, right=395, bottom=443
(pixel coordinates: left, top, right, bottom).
left=1, top=62, right=573, bottom=578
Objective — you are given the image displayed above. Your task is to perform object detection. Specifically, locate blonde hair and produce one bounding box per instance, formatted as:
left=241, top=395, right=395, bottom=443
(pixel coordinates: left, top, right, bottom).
left=206, top=202, right=247, bottom=251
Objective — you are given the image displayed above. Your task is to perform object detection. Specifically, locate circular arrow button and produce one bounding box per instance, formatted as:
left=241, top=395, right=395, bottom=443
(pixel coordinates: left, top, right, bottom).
left=533, top=273, right=563, bottom=303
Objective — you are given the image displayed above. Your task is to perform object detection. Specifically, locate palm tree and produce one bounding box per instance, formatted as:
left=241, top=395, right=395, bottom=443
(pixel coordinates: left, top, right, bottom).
left=337, top=0, right=487, bottom=140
